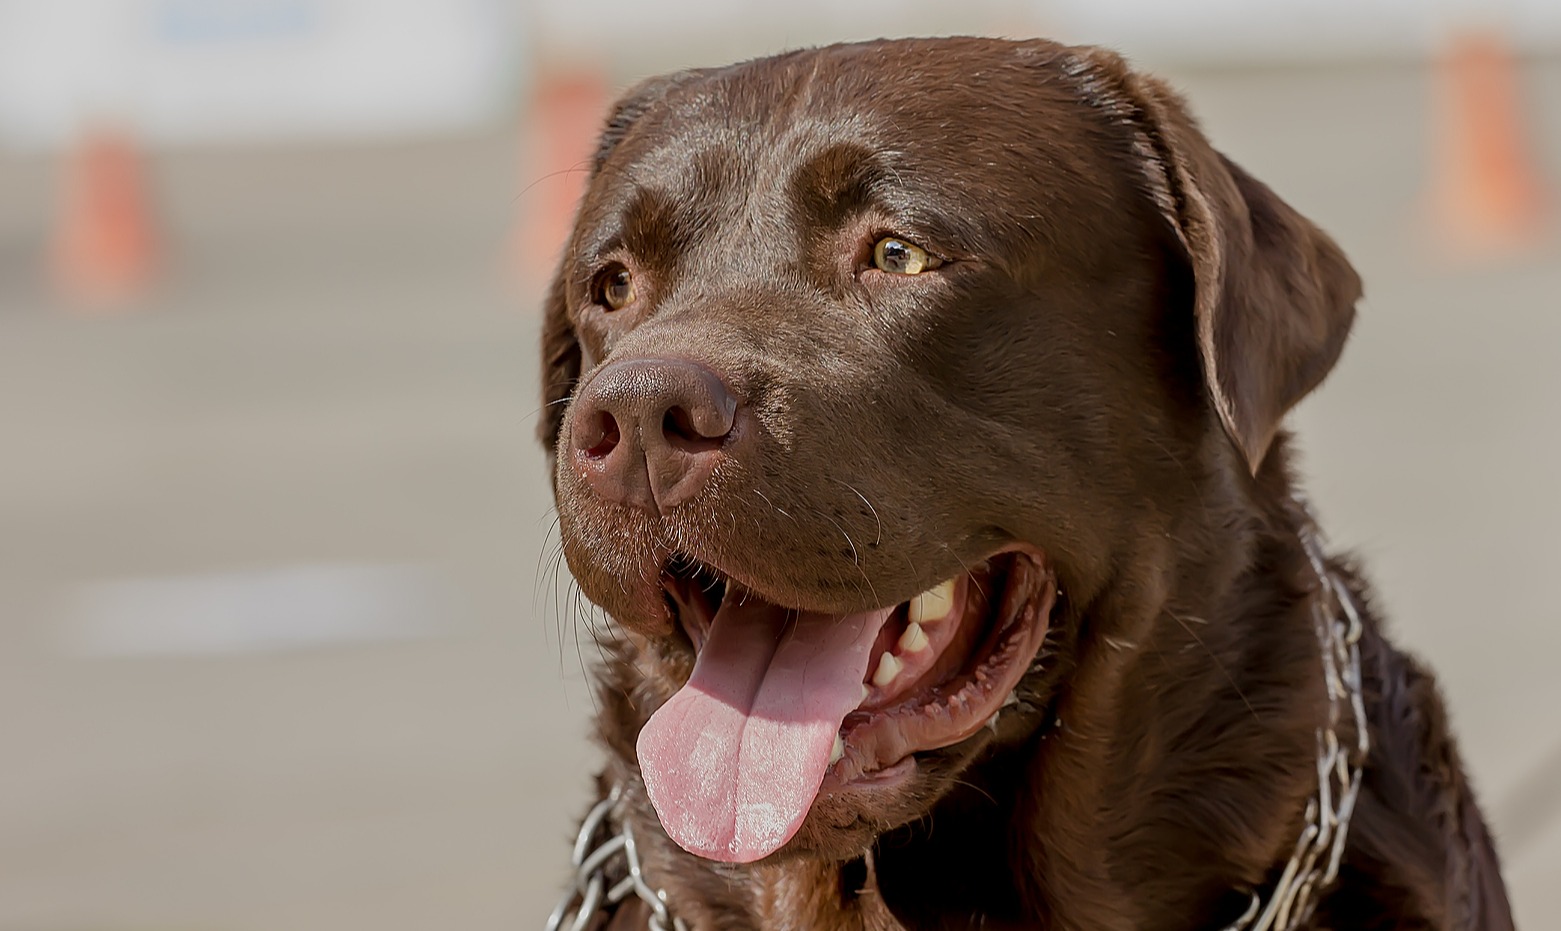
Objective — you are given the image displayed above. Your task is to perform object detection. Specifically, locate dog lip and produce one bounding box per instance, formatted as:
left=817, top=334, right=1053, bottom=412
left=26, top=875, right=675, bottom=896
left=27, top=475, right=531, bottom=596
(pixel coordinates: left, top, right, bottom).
left=824, top=545, right=1054, bottom=787
left=660, top=555, right=726, bottom=652
left=658, top=552, right=887, bottom=635
left=658, top=545, right=1049, bottom=662
left=660, top=557, right=853, bottom=656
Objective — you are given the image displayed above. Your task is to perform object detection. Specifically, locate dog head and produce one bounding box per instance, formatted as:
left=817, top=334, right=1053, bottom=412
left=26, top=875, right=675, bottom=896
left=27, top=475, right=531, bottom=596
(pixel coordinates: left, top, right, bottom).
left=539, top=37, right=1359, bottom=865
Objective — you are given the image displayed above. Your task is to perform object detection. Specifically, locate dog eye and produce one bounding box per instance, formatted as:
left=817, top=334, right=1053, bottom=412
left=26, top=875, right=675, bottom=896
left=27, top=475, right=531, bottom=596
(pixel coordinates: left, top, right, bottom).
left=593, top=266, right=636, bottom=310
left=872, top=237, right=937, bottom=275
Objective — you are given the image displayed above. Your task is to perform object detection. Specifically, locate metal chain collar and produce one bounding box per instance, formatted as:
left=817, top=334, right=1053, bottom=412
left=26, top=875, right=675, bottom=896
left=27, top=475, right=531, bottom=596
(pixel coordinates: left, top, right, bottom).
left=545, top=785, right=689, bottom=931
left=546, top=504, right=1368, bottom=931
left=1223, top=504, right=1371, bottom=931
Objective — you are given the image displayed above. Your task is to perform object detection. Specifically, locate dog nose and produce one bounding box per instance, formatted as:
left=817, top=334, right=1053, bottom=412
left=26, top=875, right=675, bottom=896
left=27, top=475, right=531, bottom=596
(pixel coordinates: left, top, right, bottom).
left=570, top=358, right=740, bottom=513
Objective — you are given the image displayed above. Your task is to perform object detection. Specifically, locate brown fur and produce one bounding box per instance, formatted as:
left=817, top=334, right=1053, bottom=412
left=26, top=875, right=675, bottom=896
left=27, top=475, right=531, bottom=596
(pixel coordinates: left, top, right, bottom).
left=538, top=38, right=1514, bottom=930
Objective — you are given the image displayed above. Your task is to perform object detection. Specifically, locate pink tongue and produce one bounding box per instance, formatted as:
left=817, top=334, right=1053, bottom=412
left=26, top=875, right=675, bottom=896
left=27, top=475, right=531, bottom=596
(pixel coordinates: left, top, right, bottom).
left=637, top=593, right=894, bottom=863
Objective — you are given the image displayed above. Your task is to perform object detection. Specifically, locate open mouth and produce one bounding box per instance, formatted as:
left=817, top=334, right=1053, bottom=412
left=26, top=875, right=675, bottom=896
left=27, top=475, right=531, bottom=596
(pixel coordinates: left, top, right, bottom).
left=636, top=548, right=1056, bottom=864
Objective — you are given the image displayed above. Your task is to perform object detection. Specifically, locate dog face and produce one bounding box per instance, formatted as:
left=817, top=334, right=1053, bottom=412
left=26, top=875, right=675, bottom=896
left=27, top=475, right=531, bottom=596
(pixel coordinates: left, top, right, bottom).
left=540, top=38, right=1358, bottom=865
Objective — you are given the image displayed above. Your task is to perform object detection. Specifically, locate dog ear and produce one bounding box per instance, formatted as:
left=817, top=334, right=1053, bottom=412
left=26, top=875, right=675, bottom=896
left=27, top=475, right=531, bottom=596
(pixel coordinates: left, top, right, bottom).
left=537, top=71, right=701, bottom=477
left=538, top=266, right=580, bottom=479
left=1069, top=48, right=1362, bottom=474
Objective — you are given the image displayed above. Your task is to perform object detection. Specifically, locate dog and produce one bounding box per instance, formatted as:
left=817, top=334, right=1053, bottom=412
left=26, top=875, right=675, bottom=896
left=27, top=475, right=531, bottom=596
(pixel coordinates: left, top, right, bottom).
left=538, top=37, right=1515, bottom=930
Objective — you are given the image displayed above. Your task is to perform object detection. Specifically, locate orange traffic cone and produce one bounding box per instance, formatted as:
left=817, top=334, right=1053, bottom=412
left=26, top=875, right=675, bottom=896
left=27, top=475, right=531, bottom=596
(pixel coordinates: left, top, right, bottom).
left=51, top=127, right=160, bottom=309
left=511, top=69, right=611, bottom=286
left=1427, top=30, right=1552, bottom=258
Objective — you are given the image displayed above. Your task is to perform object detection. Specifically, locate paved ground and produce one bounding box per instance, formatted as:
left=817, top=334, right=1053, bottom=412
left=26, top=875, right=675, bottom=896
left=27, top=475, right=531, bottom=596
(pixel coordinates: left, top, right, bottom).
left=1, top=57, right=1557, bottom=930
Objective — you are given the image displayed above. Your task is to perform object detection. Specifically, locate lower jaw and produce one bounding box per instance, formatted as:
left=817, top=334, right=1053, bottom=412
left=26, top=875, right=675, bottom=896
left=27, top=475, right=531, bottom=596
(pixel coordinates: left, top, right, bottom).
left=820, top=756, right=917, bottom=793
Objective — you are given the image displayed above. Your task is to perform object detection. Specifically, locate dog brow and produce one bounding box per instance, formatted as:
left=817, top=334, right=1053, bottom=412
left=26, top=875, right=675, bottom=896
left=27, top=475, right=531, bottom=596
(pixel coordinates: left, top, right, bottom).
left=785, top=142, right=892, bottom=229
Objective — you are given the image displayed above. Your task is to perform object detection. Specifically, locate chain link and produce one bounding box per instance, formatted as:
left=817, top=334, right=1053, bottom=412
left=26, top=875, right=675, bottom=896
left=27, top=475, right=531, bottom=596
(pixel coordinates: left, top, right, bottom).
left=547, top=501, right=1368, bottom=931
left=1223, top=503, right=1370, bottom=931
left=545, top=785, right=689, bottom=931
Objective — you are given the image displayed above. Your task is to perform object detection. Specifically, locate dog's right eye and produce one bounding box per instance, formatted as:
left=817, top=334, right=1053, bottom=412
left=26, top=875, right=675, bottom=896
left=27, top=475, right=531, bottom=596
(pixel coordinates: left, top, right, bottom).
left=592, top=266, right=636, bottom=310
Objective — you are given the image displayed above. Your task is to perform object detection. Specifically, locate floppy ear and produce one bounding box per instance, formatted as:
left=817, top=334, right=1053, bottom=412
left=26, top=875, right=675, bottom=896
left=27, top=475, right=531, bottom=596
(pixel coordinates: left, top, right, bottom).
left=538, top=266, right=580, bottom=479
left=1069, top=48, right=1362, bottom=474
left=537, top=71, right=702, bottom=477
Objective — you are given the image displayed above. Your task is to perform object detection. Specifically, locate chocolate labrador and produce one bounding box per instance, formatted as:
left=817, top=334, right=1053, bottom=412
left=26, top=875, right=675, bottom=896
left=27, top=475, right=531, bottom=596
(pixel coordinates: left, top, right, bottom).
left=538, top=37, right=1514, bottom=931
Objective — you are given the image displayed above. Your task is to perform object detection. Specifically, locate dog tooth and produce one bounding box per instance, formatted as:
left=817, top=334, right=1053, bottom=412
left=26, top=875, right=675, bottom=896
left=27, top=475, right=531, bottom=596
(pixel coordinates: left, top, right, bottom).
left=986, top=712, right=1001, bottom=733
left=830, top=733, right=845, bottom=765
left=897, top=622, right=930, bottom=653
left=859, top=683, right=870, bottom=705
left=907, top=579, right=956, bottom=624
left=1002, top=691, right=1020, bottom=709
left=871, top=652, right=903, bottom=688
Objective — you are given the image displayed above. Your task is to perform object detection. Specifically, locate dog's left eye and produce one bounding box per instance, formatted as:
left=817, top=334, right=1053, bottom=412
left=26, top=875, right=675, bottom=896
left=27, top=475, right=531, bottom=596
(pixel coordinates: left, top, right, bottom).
left=872, top=237, right=938, bottom=275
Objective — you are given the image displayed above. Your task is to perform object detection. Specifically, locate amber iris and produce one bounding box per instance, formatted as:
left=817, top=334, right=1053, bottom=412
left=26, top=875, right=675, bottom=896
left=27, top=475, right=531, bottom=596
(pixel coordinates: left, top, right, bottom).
left=599, top=267, right=635, bottom=310
left=872, top=237, right=933, bottom=275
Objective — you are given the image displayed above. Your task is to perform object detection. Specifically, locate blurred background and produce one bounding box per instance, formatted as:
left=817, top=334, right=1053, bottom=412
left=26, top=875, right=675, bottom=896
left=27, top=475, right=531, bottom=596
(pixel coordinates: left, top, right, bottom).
left=1, top=1, right=1557, bottom=928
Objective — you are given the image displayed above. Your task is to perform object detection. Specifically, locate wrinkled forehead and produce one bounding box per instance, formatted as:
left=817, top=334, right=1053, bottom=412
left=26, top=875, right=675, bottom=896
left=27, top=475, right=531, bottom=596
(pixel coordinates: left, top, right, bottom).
left=574, top=50, right=1131, bottom=268
left=579, top=109, right=949, bottom=263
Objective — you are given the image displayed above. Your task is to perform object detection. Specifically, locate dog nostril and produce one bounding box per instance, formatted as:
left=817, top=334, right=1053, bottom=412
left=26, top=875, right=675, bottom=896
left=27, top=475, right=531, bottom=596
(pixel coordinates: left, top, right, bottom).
left=580, top=411, right=621, bottom=458
left=663, top=406, right=725, bottom=453
left=663, top=407, right=698, bottom=442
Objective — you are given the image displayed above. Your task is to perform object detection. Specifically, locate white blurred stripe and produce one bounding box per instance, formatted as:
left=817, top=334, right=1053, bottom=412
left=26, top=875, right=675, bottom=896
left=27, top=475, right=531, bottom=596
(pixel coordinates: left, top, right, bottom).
left=0, top=0, right=519, bottom=150
left=61, top=563, right=453, bottom=657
